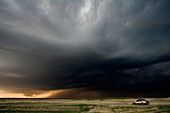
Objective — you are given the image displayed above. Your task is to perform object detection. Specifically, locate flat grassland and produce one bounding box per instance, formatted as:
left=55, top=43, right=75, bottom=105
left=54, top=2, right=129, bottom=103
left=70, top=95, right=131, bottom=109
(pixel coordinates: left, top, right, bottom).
left=0, top=98, right=170, bottom=113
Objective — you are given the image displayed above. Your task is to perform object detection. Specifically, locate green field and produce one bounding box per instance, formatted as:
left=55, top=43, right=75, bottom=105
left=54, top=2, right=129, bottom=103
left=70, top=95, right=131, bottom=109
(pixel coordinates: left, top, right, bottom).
left=0, top=98, right=170, bottom=113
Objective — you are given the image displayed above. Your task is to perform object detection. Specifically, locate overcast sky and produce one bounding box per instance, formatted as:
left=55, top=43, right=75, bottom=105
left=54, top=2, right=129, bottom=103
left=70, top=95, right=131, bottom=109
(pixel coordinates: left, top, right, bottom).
left=0, top=0, right=170, bottom=98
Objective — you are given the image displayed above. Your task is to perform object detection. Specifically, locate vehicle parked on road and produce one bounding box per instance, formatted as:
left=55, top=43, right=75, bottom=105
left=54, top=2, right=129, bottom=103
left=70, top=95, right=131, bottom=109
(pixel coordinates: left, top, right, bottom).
left=132, top=99, right=149, bottom=105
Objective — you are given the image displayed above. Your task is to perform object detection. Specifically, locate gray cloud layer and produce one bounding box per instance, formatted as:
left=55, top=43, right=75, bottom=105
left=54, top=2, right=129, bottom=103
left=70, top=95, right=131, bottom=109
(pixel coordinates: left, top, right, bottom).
left=0, top=0, right=170, bottom=97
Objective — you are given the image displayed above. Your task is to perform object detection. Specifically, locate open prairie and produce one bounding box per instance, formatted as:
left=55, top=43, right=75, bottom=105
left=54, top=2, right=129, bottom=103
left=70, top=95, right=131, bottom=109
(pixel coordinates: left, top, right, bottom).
left=0, top=98, right=170, bottom=113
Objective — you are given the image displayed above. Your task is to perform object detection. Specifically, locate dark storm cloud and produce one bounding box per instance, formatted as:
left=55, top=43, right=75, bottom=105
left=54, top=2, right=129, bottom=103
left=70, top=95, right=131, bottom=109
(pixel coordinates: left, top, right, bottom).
left=0, top=0, right=170, bottom=97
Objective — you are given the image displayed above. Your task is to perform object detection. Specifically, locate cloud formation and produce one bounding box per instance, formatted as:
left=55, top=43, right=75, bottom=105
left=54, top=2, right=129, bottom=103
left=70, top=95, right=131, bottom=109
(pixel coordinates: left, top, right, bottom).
left=0, top=0, right=170, bottom=97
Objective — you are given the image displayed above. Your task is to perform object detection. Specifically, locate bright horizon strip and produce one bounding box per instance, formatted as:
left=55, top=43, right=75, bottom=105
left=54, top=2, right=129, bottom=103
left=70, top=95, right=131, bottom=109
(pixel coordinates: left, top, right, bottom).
left=0, top=90, right=29, bottom=98
left=0, top=90, right=52, bottom=98
left=0, top=89, right=66, bottom=98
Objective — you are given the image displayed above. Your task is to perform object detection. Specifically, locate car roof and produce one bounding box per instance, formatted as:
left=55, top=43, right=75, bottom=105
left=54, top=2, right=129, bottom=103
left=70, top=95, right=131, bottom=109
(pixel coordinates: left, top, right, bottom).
left=137, top=99, right=145, bottom=101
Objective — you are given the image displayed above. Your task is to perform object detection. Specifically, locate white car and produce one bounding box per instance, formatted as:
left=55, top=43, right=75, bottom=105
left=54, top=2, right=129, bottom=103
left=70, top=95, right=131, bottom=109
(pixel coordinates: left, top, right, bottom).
left=132, top=99, right=149, bottom=105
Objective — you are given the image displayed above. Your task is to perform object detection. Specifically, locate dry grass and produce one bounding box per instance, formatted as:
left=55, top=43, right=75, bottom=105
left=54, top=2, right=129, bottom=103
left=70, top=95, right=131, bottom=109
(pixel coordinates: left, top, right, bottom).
left=0, top=98, right=170, bottom=113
